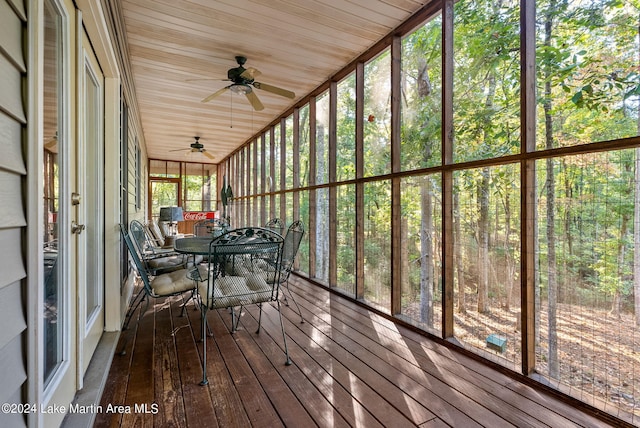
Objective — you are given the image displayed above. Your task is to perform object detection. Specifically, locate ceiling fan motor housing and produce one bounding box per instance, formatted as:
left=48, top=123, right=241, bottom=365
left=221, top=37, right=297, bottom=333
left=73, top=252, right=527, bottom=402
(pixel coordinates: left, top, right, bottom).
left=228, top=67, right=252, bottom=83
left=228, top=55, right=252, bottom=83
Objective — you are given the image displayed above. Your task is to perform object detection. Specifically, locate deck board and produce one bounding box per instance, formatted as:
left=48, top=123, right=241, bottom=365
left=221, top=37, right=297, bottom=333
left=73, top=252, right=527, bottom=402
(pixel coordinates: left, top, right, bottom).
left=153, top=298, right=187, bottom=427
left=286, top=278, right=608, bottom=427
left=95, top=277, right=624, bottom=428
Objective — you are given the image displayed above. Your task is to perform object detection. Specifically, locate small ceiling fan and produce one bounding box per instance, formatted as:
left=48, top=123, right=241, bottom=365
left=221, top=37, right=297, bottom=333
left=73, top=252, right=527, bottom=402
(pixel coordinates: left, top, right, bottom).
left=201, top=56, right=295, bottom=111
left=169, top=136, right=215, bottom=160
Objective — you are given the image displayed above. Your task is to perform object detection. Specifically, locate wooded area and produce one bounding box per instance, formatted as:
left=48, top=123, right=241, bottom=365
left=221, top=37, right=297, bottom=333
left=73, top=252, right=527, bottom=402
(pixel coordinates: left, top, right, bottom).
left=224, top=0, right=640, bottom=421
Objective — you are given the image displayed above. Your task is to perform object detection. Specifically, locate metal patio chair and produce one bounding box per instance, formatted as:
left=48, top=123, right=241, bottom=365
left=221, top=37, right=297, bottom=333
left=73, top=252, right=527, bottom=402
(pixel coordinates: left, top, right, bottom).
left=119, top=226, right=197, bottom=355
left=192, top=227, right=290, bottom=386
left=264, top=220, right=305, bottom=323
left=129, top=220, right=189, bottom=275
left=193, top=217, right=230, bottom=238
left=264, top=218, right=285, bottom=236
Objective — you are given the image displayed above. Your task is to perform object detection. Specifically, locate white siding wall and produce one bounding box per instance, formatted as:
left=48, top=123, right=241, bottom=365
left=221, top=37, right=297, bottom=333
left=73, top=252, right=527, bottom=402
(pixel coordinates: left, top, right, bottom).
left=0, top=0, right=28, bottom=426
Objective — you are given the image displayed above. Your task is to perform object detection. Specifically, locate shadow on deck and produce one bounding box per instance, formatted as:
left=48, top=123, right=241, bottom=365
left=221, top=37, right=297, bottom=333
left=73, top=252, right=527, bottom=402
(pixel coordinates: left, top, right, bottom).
left=95, top=276, right=620, bottom=427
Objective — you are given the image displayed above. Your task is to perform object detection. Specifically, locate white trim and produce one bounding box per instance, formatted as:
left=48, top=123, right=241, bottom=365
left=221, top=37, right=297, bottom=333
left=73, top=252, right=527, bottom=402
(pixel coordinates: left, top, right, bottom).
left=26, top=0, right=44, bottom=425
left=77, top=17, right=106, bottom=382
left=104, top=77, right=122, bottom=331
left=41, top=0, right=73, bottom=407
left=75, top=8, right=85, bottom=388
left=74, top=0, right=123, bottom=332
left=74, top=0, right=119, bottom=79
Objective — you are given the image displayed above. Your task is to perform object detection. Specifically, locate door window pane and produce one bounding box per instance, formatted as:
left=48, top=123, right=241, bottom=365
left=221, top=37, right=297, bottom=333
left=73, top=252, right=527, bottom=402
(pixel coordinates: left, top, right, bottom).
left=43, top=0, right=64, bottom=386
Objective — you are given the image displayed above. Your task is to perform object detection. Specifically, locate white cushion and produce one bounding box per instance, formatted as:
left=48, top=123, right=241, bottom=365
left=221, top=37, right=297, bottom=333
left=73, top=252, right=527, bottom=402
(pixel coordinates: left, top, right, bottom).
left=199, top=276, right=254, bottom=308
left=189, top=264, right=210, bottom=282
left=243, top=273, right=274, bottom=302
left=188, top=254, right=204, bottom=266
left=151, top=269, right=196, bottom=295
left=147, top=255, right=185, bottom=270
left=147, top=222, right=164, bottom=245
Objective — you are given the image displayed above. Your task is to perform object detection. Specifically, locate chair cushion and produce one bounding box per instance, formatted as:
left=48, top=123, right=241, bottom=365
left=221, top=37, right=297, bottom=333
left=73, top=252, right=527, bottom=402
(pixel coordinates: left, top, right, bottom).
left=147, top=255, right=185, bottom=270
left=151, top=269, right=196, bottom=295
left=189, top=264, right=210, bottom=282
left=243, top=273, right=274, bottom=303
left=146, top=222, right=165, bottom=245
left=198, top=276, right=254, bottom=308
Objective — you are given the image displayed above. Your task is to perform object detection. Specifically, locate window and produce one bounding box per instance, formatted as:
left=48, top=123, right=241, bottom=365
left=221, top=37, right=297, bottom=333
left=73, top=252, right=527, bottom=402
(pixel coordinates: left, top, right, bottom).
left=135, top=140, right=141, bottom=210
left=149, top=159, right=217, bottom=220
left=232, top=1, right=640, bottom=422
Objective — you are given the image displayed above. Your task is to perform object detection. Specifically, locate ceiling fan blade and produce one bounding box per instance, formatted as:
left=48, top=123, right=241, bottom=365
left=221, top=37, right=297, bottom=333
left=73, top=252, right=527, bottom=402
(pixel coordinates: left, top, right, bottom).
left=186, top=78, right=224, bottom=82
left=252, top=81, right=295, bottom=99
left=201, top=86, right=230, bottom=103
left=240, top=67, right=261, bottom=80
left=245, top=90, right=264, bottom=111
left=203, top=150, right=215, bottom=160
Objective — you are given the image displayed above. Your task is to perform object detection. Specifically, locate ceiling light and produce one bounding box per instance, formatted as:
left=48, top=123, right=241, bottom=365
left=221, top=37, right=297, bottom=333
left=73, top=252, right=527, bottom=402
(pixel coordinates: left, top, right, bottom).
left=229, top=84, right=251, bottom=95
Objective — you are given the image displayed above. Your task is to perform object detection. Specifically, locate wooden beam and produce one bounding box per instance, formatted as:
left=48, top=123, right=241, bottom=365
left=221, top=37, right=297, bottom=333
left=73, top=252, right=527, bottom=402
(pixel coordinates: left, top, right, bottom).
left=391, top=35, right=402, bottom=315
left=308, top=97, right=317, bottom=279
left=520, top=0, right=536, bottom=376
left=269, top=127, right=276, bottom=220
left=280, top=117, right=287, bottom=223
left=329, top=81, right=338, bottom=288
left=293, top=108, right=300, bottom=222
left=355, top=62, right=365, bottom=299
left=441, top=0, right=454, bottom=339
left=253, top=137, right=258, bottom=224
left=260, top=132, right=266, bottom=223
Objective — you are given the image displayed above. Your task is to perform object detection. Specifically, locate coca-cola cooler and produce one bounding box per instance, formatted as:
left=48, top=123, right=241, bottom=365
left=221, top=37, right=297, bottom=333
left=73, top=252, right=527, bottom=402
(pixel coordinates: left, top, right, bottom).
left=179, top=211, right=218, bottom=235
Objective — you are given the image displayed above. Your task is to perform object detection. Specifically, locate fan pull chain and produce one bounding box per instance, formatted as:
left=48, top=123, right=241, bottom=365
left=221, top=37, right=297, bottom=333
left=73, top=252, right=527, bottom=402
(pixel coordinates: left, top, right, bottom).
left=230, top=93, right=233, bottom=128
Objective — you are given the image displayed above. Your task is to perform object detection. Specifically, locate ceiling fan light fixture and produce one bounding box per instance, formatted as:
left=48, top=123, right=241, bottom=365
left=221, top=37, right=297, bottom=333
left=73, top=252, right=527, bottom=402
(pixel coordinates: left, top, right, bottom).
left=229, top=83, right=251, bottom=95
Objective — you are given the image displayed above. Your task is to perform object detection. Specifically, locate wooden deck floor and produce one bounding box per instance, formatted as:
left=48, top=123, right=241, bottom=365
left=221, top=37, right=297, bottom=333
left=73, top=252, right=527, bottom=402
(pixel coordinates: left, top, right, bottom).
left=95, top=276, right=623, bottom=427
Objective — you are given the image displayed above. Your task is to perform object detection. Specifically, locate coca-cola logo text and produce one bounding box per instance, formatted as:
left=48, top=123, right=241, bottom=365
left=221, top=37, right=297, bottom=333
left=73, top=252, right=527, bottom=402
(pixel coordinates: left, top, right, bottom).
left=183, top=211, right=215, bottom=220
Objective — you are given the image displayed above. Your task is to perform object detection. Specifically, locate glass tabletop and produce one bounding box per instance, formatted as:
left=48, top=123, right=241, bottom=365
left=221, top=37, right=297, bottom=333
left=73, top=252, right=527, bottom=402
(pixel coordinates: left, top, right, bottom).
left=174, top=236, right=280, bottom=256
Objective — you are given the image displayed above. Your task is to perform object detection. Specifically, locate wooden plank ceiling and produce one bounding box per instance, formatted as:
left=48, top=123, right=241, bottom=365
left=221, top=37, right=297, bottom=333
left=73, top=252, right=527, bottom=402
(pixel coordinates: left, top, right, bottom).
left=119, top=0, right=429, bottom=164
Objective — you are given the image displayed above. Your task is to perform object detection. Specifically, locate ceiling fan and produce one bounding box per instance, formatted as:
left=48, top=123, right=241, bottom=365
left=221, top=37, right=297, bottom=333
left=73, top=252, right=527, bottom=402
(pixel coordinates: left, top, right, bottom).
left=201, top=56, right=295, bottom=111
left=169, top=136, right=215, bottom=160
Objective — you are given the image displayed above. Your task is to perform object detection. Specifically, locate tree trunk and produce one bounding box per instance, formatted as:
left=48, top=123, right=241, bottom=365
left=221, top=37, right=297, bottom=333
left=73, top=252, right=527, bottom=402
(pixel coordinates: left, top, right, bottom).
left=454, top=190, right=466, bottom=314
left=543, top=0, right=559, bottom=379
left=634, top=14, right=640, bottom=326
left=504, top=190, right=515, bottom=312
left=401, top=215, right=410, bottom=297
left=316, top=124, right=329, bottom=280
left=476, top=67, right=497, bottom=314
left=612, top=162, right=631, bottom=318
left=420, top=177, right=434, bottom=324
left=635, top=147, right=640, bottom=325
left=477, top=167, right=490, bottom=313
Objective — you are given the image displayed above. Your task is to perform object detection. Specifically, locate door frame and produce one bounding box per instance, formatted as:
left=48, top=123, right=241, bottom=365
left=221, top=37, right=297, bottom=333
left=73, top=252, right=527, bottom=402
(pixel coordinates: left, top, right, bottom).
left=26, top=1, right=122, bottom=426
left=76, top=21, right=105, bottom=381
left=149, top=177, right=182, bottom=220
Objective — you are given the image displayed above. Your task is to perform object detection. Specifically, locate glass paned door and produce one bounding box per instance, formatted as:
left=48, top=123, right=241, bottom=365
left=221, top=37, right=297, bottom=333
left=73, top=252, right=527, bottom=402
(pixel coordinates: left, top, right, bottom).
left=151, top=178, right=180, bottom=220
left=79, top=29, right=105, bottom=374
left=43, top=0, right=63, bottom=385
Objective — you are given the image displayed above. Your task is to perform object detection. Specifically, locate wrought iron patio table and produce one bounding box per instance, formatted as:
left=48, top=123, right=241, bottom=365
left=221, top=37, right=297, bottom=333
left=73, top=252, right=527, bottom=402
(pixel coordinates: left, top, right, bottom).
left=174, top=235, right=279, bottom=257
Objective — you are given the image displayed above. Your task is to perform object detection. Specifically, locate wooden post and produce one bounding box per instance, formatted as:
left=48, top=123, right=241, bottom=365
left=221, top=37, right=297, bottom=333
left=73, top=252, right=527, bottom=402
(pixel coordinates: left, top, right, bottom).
left=441, top=0, right=455, bottom=339
left=391, top=35, right=402, bottom=315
